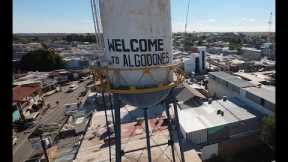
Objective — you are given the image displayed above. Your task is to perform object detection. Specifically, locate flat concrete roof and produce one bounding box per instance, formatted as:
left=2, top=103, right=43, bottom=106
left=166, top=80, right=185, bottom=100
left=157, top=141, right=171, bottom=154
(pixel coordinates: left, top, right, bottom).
left=178, top=98, right=256, bottom=133
left=245, top=86, right=275, bottom=104
left=234, top=72, right=272, bottom=83
left=209, top=71, right=255, bottom=88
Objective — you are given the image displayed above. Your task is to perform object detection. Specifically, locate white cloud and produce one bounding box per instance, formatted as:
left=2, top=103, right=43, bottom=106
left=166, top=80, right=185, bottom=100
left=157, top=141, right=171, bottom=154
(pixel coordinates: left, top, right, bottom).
left=171, top=20, right=275, bottom=32
left=208, top=18, right=216, bottom=23
left=241, top=17, right=247, bottom=21
left=241, top=17, right=255, bottom=22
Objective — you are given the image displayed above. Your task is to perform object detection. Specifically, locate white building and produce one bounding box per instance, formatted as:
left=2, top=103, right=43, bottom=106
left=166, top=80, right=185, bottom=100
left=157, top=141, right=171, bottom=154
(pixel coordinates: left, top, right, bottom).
left=208, top=72, right=275, bottom=116
left=183, top=57, right=194, bottom=75
left=64, top=57, right=89, bottom=70
left=174, top=86, right=260, bottom=160
left=182, top=47, right=207, bottom=75
left=261, top=43, right=275, bottom=58
left=177, top=98, right=258, bottom=144
left=241, top=47, right=262, bottom=61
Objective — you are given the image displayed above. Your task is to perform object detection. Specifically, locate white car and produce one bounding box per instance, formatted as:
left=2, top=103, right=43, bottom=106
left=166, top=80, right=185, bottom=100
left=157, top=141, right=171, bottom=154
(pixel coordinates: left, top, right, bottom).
left=66, top=84, right=79, bottom=92
left=13, top=136, right=17, bottom=145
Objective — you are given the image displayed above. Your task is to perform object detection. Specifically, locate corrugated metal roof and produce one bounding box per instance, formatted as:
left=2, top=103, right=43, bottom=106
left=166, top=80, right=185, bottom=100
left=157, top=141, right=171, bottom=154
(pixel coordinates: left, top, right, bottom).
left=13, top=85, right=41, bottom=102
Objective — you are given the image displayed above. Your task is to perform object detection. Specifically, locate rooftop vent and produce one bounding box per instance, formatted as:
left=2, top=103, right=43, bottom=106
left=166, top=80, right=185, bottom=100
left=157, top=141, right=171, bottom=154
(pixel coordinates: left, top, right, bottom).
left=217, top=110, right=224, bottom=116
left=208, top=98, right=213, bottom=104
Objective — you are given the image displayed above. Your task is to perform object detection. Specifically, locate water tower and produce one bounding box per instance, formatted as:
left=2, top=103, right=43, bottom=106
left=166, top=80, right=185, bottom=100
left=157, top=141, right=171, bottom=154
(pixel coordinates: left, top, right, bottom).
left=94, top=0, right=183, bottom=108
left=91, top=0, right=185, bottom=161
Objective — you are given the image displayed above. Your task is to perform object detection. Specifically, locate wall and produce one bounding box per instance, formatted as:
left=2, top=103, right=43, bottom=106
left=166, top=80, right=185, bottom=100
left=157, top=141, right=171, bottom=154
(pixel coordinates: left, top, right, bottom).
left=218, top=134, right=261, bottom=158
left=208, top=78, right=240, bottom=98
left=183, top=57, right=194, bottom=75
left=201, top=143, right=218, bottom=160
left=186, top=129, right=208, bottom=145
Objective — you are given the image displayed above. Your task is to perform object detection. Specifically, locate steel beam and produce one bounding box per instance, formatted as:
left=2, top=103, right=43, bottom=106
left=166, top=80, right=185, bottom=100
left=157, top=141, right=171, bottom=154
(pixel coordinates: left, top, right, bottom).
left=165, top=102, right=176, bottom=162
left=144, top=108, right=152, bottom=162
left=102, top=91, right=112, bottom=162
left=114, top=94, right=122, bottom=162
left=172, top=99, right=186, bottom=162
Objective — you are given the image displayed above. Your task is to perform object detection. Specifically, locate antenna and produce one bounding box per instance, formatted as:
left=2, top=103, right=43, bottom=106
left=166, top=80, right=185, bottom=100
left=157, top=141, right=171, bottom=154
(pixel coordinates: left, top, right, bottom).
left=184, top=0, right=191, bottom=34
left=268, top=12, right=272, bottom=42
left=91, top=0, right=103, bottom=50
left=183, top=0, right=191, bottom=52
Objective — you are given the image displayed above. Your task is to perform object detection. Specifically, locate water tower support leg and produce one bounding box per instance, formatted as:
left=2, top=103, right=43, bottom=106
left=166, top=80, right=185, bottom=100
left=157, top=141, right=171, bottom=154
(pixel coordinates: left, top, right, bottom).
left=165, top=102, right=176, bottom=162
left=144, top=108, right=152, bottom=162
left=114, top=94, right=122, bottom=162
left=172, top=99, right=186, bottom=162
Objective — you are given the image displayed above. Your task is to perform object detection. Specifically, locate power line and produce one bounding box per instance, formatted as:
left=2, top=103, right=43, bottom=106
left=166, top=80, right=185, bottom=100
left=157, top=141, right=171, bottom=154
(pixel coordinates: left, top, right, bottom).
left=184, top=0, right=191, bottom=33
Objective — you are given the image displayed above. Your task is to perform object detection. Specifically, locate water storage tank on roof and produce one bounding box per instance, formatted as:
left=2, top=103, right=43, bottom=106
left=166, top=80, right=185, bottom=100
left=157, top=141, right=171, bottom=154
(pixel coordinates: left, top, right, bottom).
left=99, top=0, right=173, bottom=107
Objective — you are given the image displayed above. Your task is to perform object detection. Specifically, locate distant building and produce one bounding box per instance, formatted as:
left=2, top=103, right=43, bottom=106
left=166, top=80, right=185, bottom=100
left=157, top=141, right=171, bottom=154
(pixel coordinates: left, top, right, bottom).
left=13, top=43, right=27, bottom=61
left=48, top=69, right=72, bottom=84
left=182, top=47, right=207, bottom=75
left=261, top=43, right=275, bottom=58
left=208, top=72, right=275, bottom=116
left=241, top=47, right=262, bottom=61
left=13, top=43, right=43, bottom=61
left=222, top=47, right=237, bottom=56
left=64, top=57, right=90, bottom=70
left=13, top=84, right=43, bottom=121
left=234, top=71, right=275, bottom=86
left=47, top=41, right=72, bottom=49
left=207, top=47, right=222, bottom=54
left=13, top=71, right=58, bottom=93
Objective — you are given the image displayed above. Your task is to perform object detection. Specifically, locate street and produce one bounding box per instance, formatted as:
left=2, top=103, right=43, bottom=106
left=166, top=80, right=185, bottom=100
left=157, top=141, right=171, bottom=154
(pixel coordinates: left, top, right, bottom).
left=13, top=79, right=91, bottom=162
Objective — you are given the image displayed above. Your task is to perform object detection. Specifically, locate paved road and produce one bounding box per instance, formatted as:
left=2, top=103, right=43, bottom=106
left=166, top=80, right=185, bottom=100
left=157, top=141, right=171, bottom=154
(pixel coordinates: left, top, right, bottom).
left=13, top=79, right=91, bottom=162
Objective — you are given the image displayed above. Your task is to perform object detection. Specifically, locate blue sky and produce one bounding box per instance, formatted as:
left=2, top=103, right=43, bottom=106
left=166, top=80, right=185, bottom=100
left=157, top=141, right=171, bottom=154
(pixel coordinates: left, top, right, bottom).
left=13, top=0, right=275, bottom=33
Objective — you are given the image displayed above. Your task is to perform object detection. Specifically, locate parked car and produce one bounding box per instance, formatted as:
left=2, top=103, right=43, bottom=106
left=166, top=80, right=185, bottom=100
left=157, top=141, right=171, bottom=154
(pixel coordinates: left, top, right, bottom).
left=64, top=103, right=78, bottom=115
left=66, top=84, right=79, bottom=93
left=13, top=136, right=17, bottom=145
left=78, top=90, right=87, bottom=97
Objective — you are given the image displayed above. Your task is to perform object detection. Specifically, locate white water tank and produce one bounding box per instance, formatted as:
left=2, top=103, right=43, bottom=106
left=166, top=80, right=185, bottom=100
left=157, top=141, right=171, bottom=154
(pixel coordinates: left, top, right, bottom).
left=183, top=57, right=194, bottom=75
left=99, top=0, right=173, bottom=107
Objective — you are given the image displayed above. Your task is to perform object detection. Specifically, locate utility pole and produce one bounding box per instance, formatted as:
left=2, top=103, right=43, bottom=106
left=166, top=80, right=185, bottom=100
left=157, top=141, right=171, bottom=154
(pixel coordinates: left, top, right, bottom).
left=267, top=12, right=273, bottom=58
left=268, top=12, right=272, bottom=42
left=183, top=0, right=191, bottom=52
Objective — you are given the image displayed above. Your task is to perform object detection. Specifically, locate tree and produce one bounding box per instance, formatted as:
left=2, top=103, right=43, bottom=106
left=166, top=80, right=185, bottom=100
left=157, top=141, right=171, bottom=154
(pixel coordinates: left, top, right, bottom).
left=20, top=49, right=65, bottom=71
left=259, top=116, right=275, bottom=150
